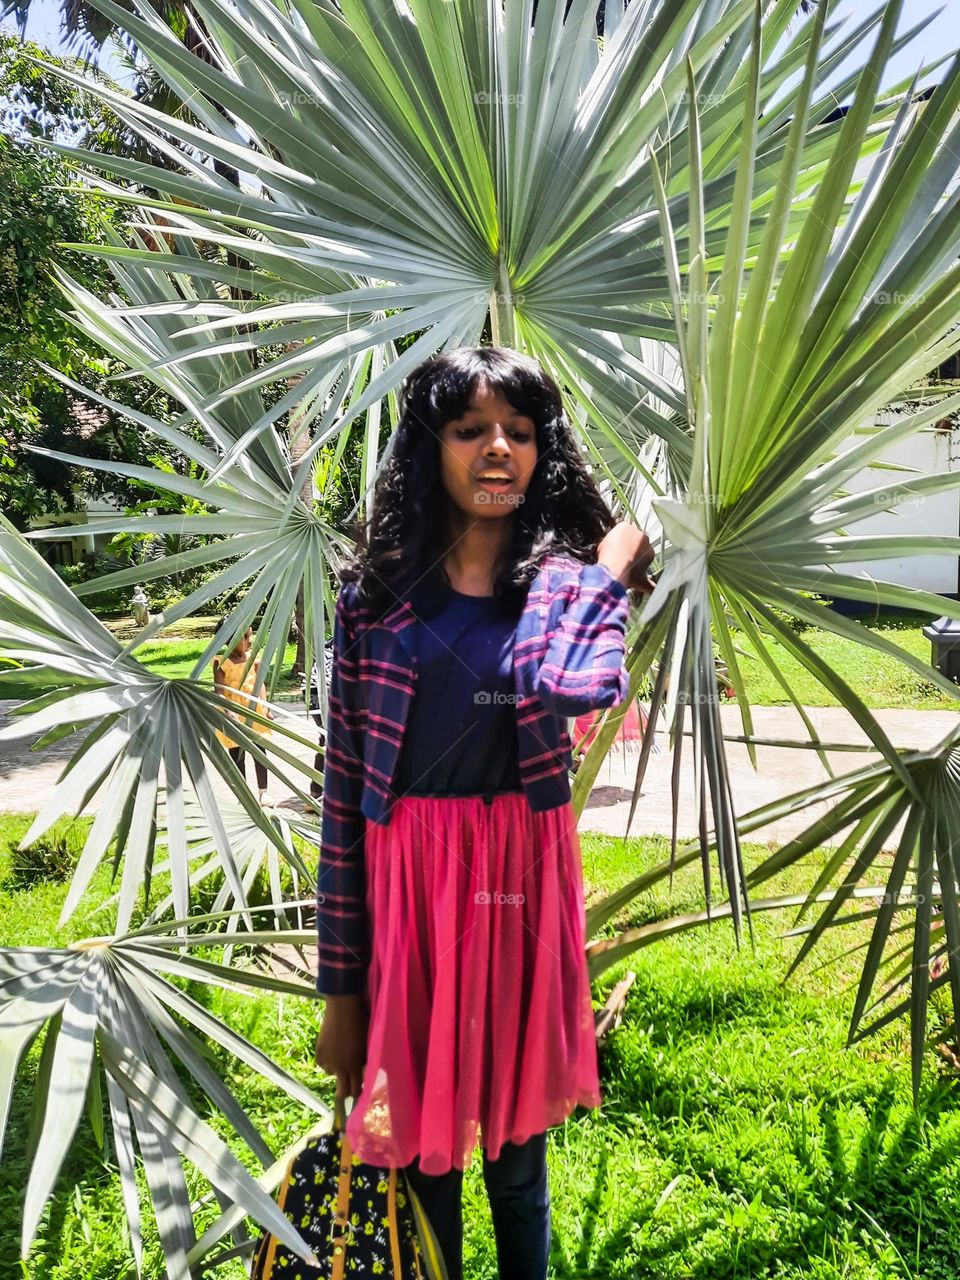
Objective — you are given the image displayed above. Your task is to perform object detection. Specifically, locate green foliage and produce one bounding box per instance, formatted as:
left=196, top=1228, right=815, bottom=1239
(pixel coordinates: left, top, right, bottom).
left=49, top=558, right=132, bottom=616
left=3, top=830, right=78, bottom=890
left=0, top=35, right=185, bottom=528
left=0, top=39, right=112, bottom=403
left=0, top=121, right=109, bottom=523
left=2, top=822, right=960, bottom=1279
left=731, top=612, right=960, bottom=710
left=0, top=33, right=120, bottom=144
left=768, top=589, right=835, bottom=635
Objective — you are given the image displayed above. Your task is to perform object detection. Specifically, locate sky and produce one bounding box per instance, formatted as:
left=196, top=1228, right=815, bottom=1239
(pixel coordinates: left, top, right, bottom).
left=3, top=0, right=957, bottom=94
left=825, top=0, right=957, bottom=92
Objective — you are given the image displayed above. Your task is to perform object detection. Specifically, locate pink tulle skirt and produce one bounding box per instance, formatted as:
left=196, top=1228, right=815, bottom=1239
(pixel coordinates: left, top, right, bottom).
left=572, top=700, right=647, bottom=755
left=344, top=791, right=602, bottom=1175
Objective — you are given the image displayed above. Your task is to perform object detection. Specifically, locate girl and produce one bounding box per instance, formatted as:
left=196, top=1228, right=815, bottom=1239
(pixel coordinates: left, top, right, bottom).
left=212, top=621, right=273, bottom=805
left=314, top=347, right=654, bottom=1280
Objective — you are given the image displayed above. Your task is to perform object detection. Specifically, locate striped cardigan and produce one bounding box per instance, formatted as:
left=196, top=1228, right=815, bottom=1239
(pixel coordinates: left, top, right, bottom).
left=317, top=553, right=632, bottom=996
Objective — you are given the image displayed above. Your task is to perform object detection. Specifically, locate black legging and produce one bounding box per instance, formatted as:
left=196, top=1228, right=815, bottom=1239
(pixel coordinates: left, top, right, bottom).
left=404, top=1133, right=550, bottom=1280
left=228, top=745, right=268, bottom=791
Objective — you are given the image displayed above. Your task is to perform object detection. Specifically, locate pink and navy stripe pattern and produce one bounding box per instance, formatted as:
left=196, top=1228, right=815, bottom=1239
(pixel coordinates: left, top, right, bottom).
left=317, top=554, right=631, bottom=995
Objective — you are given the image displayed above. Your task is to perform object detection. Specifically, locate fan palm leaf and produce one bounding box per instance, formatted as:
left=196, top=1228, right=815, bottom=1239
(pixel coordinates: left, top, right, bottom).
left=739, top=726, right=960, bottom=1097
left=0, top=515, right=322, bottom=931
left=0, top=913, right=327, bottom=1279
left=137, top=796, right=318, bottom=947
left=28, top=0, right=933, bottom=463
left=596, top=5, right=960, bottom=945
left=20, top=0, right=951, bottom=730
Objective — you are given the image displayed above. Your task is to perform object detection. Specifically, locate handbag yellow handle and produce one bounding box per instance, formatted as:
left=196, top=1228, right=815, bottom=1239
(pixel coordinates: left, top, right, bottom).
left=257, top=1095, right=443, bottom=1280
left=333, top=1090, right=349, bottom=1133
left=332, top=1093, right=404, bottom=1280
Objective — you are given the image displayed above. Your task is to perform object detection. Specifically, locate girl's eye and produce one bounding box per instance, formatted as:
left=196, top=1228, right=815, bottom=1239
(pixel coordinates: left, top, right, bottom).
left=453, top=427, right=532, bottom=441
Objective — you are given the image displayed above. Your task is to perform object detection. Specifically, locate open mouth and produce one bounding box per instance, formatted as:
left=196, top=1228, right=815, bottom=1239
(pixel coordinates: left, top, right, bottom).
left=475, top=476, right=514, bottom=487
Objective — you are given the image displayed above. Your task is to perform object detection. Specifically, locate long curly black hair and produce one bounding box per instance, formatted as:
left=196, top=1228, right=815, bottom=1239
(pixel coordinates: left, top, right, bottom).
left=338, top=347, right=619, bottom=616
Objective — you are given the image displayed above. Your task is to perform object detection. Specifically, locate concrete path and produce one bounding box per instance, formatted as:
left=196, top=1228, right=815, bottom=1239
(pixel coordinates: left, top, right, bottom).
left=1, top=700, right=956, bottom=850
left=579, top=704, right=958, bottom=848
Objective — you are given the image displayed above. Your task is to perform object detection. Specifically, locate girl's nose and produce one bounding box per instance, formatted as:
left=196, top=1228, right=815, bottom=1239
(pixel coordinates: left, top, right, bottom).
left=484, top=429, right=511, bottom=455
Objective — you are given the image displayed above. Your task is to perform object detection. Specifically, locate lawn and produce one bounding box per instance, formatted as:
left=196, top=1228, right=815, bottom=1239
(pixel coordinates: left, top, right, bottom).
left=730, top=612, right=959, bottom=710
left=130, top=635, right=300, bottom=689
left=0, top=627, right=303, bottom=702
left=1, top=814, right=959, bottom=1279
left=1, top=611, right=955, bottom=711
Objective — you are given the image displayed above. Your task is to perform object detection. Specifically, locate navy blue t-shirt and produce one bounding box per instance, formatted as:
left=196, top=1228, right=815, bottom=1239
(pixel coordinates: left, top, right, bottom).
left=393, top=587, right=522, bottom=798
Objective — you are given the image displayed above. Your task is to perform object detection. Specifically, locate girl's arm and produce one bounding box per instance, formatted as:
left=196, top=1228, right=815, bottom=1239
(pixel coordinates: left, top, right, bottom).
left=316, top=584, right=370, bottom=997
left=251, top=658, right=274, bottom=719
left=533, top=560, right=632, bottom=718
left=213, top=658, right=242, bottom=734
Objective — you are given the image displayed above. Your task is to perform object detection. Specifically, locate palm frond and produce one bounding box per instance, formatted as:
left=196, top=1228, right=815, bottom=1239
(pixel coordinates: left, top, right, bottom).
left=0, top=516, right=320, bottom=931
left=744, top=727, right=960, bottom=1097
left=630, top=7, right=960, bottom=939
left=0, top=913, right=327, bottom=1280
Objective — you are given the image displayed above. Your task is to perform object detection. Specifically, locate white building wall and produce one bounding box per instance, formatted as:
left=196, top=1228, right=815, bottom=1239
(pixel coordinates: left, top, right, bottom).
left=836, top=408, right=960, bottom=597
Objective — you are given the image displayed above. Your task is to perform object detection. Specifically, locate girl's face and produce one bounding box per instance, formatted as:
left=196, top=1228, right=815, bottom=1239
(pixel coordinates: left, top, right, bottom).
left=437, top=380, right=538, bottom=522
left=232, top=627, right=253, bottom=656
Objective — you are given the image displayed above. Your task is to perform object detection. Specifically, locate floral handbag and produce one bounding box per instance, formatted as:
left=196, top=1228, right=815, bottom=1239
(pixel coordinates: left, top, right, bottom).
left=251, top=1096, right=448, bottom=1279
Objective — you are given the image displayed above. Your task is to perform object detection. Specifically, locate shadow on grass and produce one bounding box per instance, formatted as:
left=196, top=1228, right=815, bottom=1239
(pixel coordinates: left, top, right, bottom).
left=550, top=1078, right=960, bottom=1279
left=0, top=1067, right=136, bottom=1280
left=137, top=649, right=213, bottom=677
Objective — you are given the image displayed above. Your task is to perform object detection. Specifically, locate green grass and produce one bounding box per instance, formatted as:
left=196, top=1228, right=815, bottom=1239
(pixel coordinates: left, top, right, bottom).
left=733, top=612, right=958, bottom=710
left=0, top=635, right=302, bottom=702
left=2, top=611, right=955, bottom=710
left=131, top=636, right=300, bottom=689
left=2, top=815, right=960, bottom=1279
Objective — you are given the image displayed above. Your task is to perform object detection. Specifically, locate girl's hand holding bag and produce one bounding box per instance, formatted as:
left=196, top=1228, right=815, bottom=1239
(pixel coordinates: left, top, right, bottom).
left=252, top=1093, right=449, bottom=1279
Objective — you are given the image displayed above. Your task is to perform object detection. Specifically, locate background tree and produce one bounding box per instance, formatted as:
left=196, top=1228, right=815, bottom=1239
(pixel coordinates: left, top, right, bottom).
left=0, top=35, right=158, bottom=527
left=0, top=33, right=233, bottom=618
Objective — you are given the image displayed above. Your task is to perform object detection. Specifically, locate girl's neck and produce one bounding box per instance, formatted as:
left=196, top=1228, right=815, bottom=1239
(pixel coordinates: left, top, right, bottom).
left=441, top=512, right=513, bottom=593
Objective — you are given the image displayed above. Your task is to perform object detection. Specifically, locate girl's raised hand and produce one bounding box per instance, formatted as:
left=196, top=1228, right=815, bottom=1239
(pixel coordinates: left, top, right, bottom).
left=597, top=521, right=657, bottom=593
